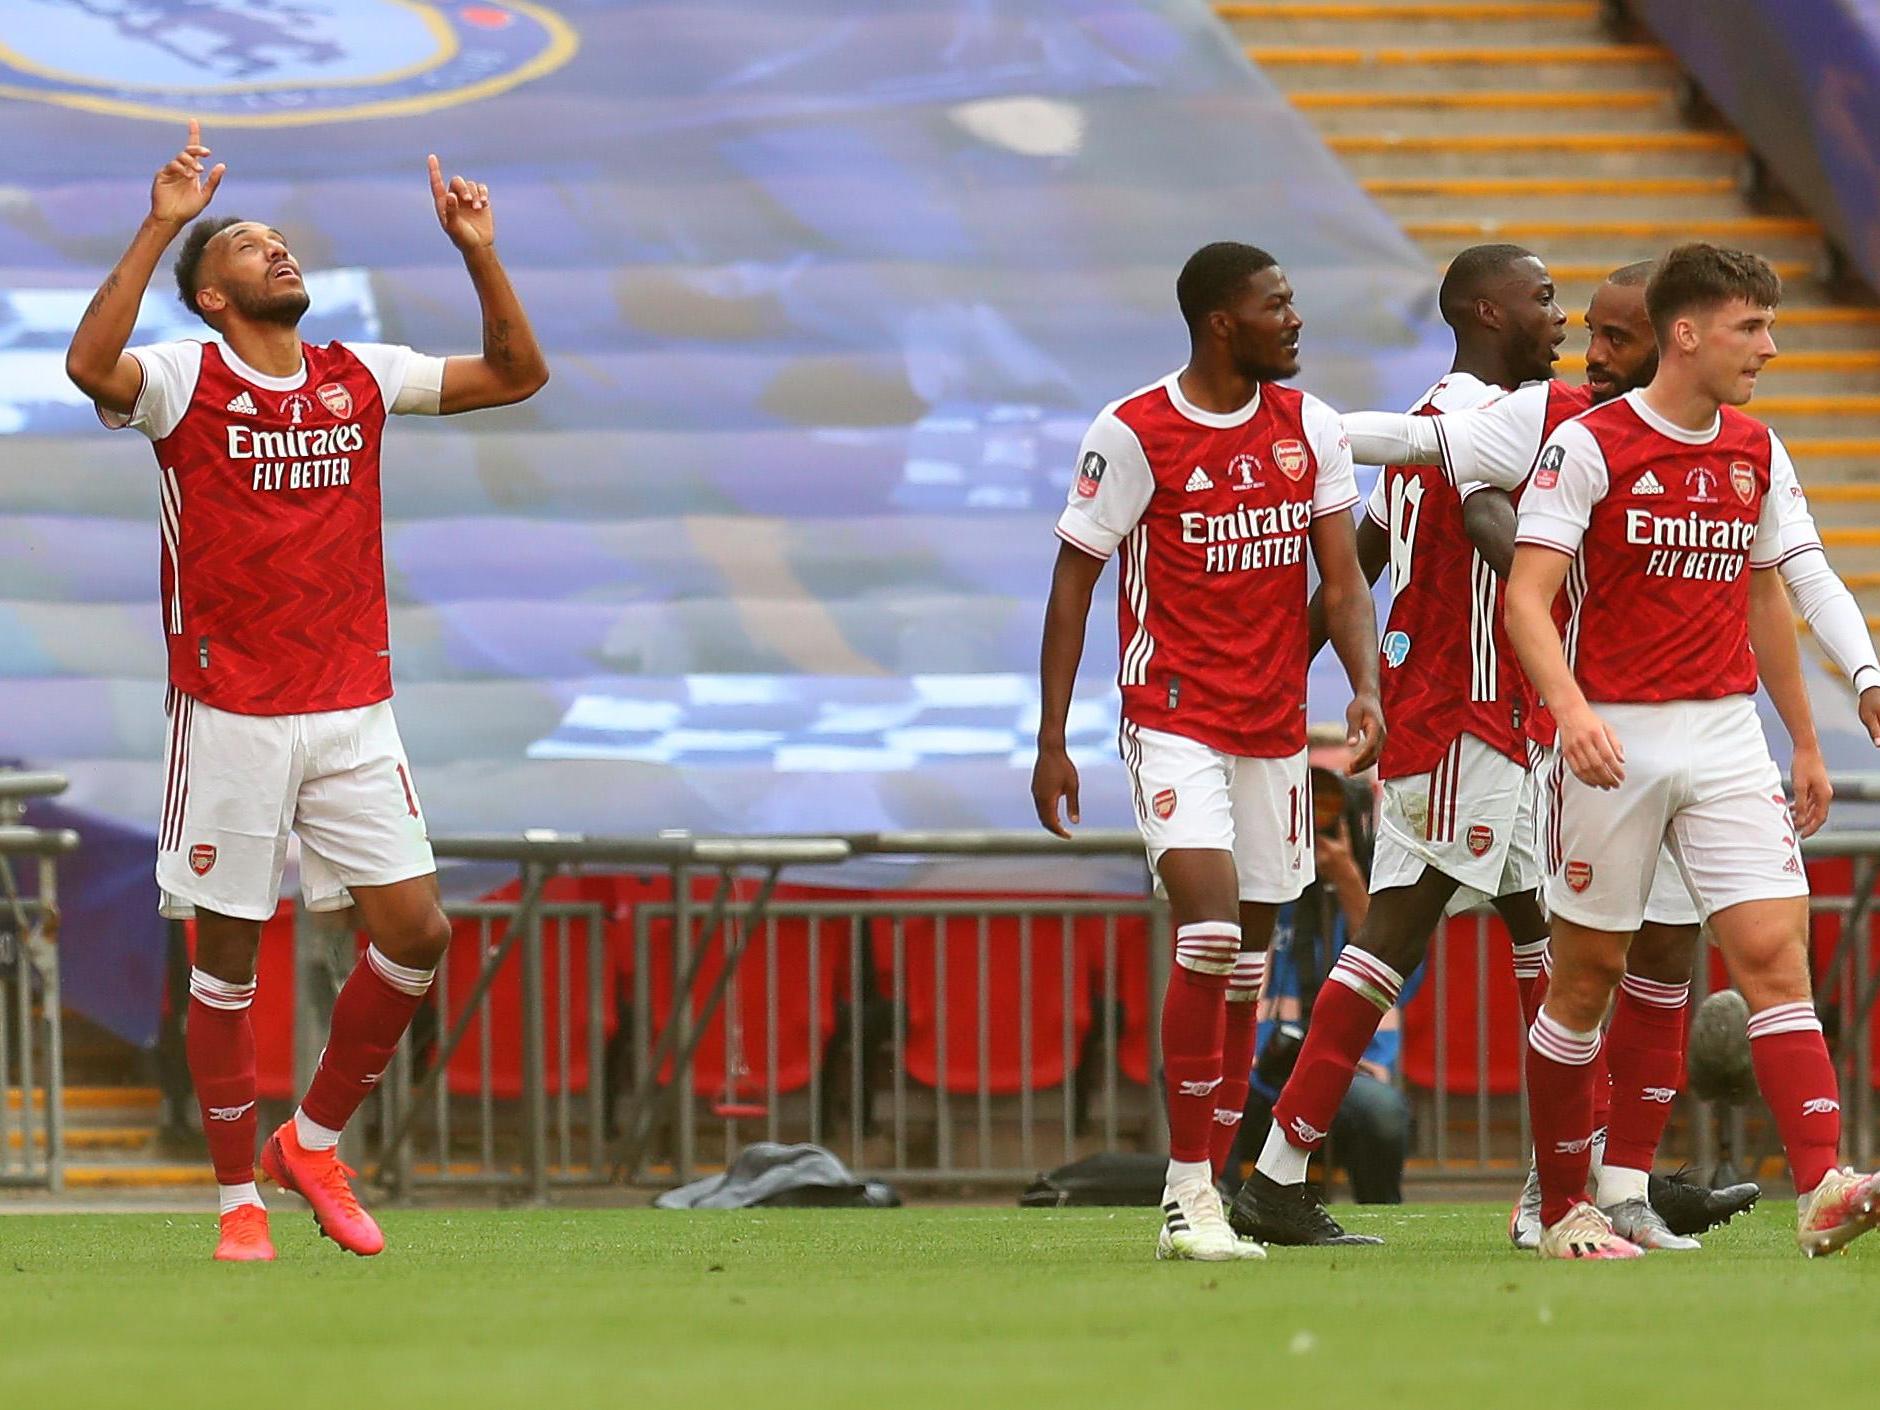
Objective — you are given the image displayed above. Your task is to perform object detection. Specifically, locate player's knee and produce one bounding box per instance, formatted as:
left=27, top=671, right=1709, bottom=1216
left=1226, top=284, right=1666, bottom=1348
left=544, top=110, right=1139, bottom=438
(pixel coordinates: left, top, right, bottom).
left=1548, top=949, right=1626, bottom=1028
left=377, top=906, right=451, bottom=971
left=1629, top=923, right=1699, bottom=983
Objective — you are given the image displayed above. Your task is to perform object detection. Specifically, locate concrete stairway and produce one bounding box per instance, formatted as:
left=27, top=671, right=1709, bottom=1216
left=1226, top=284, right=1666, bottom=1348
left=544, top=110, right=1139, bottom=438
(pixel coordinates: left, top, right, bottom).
left=1217, top=0, right=1880, bottom=626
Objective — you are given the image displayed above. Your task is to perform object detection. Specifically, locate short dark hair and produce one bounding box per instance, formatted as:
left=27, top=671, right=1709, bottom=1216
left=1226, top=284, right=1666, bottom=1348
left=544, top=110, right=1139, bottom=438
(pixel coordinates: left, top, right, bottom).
left=1645, top=243, right=1781, bottom=342
left=1437, top=243, right=1539, bottom=329
left=174, top=215, right=246, bottom=320
left=1177, top=242, right=1279, bottom=329
left=1605, top=260, right=1655, bottom=289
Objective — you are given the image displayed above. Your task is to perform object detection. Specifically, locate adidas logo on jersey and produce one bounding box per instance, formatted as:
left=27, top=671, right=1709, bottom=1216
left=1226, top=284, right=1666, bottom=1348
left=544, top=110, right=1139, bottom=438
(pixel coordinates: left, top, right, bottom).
left=1634, top=470, right=1665, bottom=495
left=226, top=391, right=259, bottom=416
left=1185, top=466, right=1213, bottom=492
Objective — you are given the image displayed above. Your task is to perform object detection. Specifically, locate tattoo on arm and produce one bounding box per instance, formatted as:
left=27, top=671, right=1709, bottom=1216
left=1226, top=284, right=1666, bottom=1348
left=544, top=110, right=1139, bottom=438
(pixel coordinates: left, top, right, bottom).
left=485, top=317, right=514, bottom=370
left=81, top=272, right=122, bottom=326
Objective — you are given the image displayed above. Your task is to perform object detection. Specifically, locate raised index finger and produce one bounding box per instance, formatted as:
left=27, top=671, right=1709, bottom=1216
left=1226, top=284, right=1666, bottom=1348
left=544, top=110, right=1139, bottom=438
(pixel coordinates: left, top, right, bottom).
left=187, top=117, right=200, bottom=149
left=427, top=154, right=446, bottom=199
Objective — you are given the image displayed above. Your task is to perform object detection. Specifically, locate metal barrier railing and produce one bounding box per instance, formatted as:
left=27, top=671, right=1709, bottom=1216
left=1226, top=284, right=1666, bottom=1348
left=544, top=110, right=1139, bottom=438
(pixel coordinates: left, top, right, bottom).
left=340, top=822, right=1880, bottom=1197
left=0, top=772, right=81, bottom=1192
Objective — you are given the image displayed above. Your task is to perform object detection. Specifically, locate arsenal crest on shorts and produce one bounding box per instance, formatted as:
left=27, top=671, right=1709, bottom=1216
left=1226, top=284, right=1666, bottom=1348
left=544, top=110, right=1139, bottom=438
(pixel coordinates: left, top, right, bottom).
left=1466, top=824, right=1494, bottom=858
left=188, top=843, right=217, bottom=876
left=1272, top=439, right=1308, bottom=481
left=317, top=382, right=353, bottom=419
left=1729, top=461, right=1756, bottom=505
left=1152, top=788, right=1177, bottom=820
left=1564, top=859, right=1593, bottom=892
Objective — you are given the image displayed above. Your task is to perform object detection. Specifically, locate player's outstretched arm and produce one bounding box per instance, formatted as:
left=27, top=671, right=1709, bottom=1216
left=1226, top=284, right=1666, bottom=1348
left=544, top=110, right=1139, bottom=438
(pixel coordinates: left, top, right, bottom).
left=1775, top=549, right=1880, bottom=746
left=1032, top=543, right=1105, bottom=838
left=1342, top=411, right=1442, bottom=466
left=1309, top=511, right=1384, bottom=772
left=1748, top=568, right=1831, bottom=836
left=66, top=119, right=224, bottom=414
left=1506, top=545, right=1623, bottom=788
left=427, top=155, right=550, bottom=413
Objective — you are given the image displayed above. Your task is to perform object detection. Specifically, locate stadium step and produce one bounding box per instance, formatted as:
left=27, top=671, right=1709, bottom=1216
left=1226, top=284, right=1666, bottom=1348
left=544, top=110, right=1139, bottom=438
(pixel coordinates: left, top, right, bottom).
left=1228, top=0, right=1880, bottom=587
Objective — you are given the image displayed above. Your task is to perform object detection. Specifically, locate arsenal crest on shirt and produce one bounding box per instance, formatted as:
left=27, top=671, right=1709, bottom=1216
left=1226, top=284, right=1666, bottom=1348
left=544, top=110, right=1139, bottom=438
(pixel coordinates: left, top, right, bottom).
left=1729, top=460, right=1756, bottom=505
left=317, top=382, right=354, bottom=419
left=1272, top=438, right=1308, bottom=481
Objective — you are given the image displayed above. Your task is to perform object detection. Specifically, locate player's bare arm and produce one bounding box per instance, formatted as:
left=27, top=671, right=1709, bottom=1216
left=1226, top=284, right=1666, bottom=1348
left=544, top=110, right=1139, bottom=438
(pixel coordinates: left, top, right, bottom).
left=1305, top=511, right=1385, bottom=659
left=1031, top=542, right=1105, bottom=837
left=1505, top=544, right=1623, bottom=788
left=1461, top=487, right=1517, bottom=578
left=1747, top=569, right=1831, bottom=837
left=1308, top=510, right=1384, bottom=772
left=427, top=155, right=550, bottom=414
left=65, top=119, right=225, bottom=414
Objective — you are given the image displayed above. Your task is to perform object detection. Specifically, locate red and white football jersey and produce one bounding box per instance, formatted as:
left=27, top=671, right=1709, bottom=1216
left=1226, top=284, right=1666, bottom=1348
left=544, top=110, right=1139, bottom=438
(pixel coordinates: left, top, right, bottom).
left=1515, top=390, right=1821, bottom=704
left=101, top=338, right=445, bottom=716
left=1438, top=377, right=1598, bottom=744
left=1056, top=372, right=1358, bottom=758
left=1364, top=372, right=1527, bottom=780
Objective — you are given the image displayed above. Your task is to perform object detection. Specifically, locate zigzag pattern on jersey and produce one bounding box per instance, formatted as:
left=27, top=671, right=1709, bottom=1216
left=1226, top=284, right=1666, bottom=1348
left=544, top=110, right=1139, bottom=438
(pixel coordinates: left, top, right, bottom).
left=160, top=343, right=394, bottom=715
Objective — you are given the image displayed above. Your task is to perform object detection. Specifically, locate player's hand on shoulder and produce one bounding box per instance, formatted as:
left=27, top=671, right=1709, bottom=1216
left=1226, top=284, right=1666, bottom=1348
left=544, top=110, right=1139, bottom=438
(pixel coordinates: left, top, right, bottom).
left=1031, top=744, right=1081, bottom=839
left=1859, top=686, right=1880, bottom=748
left=1344, top=692, right=1384, bottom=774
left=1559, top=704, right=1625, bottom=790
left=429, top=155, right=494, bottom=251
left=150, top=119, right=224, bottom=229
left=1788, top=742, right=1832, bottom=838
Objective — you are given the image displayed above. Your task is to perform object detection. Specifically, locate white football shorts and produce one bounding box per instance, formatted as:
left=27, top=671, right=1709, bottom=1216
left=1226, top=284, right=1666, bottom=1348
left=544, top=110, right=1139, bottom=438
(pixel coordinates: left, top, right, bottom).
left=156, top=693, right=435, bottom=921
left=1119, top=721, right=1312, bottom=904
left=1541, top=696, right=1803, bottom=931
left=1370, top=732, right=1540, bottom=916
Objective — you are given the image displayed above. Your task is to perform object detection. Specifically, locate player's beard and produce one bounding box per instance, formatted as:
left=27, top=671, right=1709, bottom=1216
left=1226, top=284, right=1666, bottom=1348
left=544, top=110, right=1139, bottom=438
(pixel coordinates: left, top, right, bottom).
left=227, top=281, right=311, bottom=327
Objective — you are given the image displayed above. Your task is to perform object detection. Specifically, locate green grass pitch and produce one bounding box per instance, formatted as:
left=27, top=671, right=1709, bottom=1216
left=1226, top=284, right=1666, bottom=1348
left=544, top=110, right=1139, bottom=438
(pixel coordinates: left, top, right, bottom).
left=2, top=1204, right=1873, bottom=1408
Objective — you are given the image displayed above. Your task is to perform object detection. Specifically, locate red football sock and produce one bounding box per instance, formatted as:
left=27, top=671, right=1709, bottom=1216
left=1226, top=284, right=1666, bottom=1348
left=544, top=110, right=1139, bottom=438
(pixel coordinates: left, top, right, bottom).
left=1161, top=923, right=1238, bottom=1167
left=1602, top=975, right=1689, bottom=1176
left=186, top=969, right=259, bottom=1188
left=1747, top=1001, right=1841, bottom=1197
left=1267, top=947, right=1402, bottom=1160
left=1527, top=1009, right=1603, bottom=1227
left=1210, top=950, right=1267, bottom=1178
left=299, top=946, right=434, bottom=1135
left=1511, top=938, right=1549, bottom=1031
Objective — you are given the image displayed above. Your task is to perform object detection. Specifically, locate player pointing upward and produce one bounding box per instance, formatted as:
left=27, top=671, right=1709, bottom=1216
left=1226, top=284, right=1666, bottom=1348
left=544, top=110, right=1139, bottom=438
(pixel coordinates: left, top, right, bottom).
left=65, top=122, right=548, bottom=1262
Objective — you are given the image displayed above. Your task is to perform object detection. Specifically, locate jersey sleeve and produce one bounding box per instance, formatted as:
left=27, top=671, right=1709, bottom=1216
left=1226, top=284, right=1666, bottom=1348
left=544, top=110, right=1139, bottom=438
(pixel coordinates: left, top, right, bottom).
left=1515, top=418, right=1607, bottom=555
left=1364, top=468, right=1388, bottom=528
left=1750, top=431, right=1825, bottom=569
left=1054, top=408, right=1154, bottom=559
left=96, top=340, right=204, bottom=441
left=1302, top=393, right=1360, bottom=518
left=1440, top=382, right=1551, bottom=494
left=345, top=342, right=446, bottom=416
left=1341, top=410, right=1442, bottom=467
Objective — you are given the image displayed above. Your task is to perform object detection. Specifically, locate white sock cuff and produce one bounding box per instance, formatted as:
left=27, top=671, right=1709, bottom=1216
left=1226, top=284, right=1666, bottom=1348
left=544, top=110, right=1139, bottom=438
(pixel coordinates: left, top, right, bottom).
left=1326, top=946, right=1403, bottom=1014
left=217, top=1181, right=265, bottom=1217
left=1227, top=949, right=1266, bottom=998
left=1620, top=974, right=1691, bottom=1009
left=1511, top=938, right=1548, bottom=978
left=1747, top=1000, right=1822, bottom=1040
left=189, top=968, right=256, bottom=1012
left=366, top=944, right=436, bottom=996
left=1529, top=1011, right=1602, bottom=1065
left=1174, top=922, right=1241, bottom=976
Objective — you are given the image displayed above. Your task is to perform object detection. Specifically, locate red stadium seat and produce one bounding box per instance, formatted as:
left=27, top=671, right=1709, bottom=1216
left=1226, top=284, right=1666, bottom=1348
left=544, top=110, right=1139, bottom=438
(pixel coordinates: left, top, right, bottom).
left=871, top=905, right=1092, bottom=1094
left=1401, top=912, right=1526, bottom=1097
